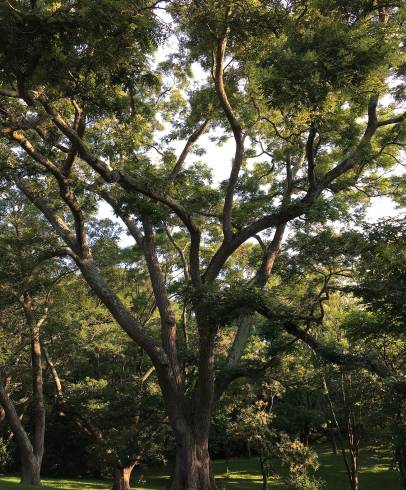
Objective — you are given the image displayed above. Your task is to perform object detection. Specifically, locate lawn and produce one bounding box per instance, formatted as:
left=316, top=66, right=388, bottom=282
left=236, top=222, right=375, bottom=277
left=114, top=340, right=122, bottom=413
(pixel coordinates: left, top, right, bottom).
left=0, top=448, right=402, bottom=489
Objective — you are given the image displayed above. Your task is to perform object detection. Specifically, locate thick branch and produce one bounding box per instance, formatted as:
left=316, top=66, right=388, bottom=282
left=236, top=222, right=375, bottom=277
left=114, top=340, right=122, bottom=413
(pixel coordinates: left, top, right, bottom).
left=283, top=321, right=406, bottom=395
left=214, top=22, right=244, bottom=242
left=0, top=376, right=36, bottom=464
left=203, top=195, right=314, bottom=282
left=140, top=217, right=185, bottom=396
left=377, top=110, right=406, bottom=127
left=16, top=180, right=80, bottom=254
left=34, top=95, right=202, bottom=239
left=76, top=259, right=168, bottom=367
left=141, top=217, right=177, bottom=337
left=320, top=94, right=379, bottom=187
left=226, top=222, right=287, bottom=367
left=15, top=183, right=167, bottom=367
left=215, top=356, right=281, bottom=401
left=254, top=222, right=287, bottom=288
left=9, top=131, right=90, bottom=255
left=306, top=122, right=317, bottom=190
left=63, top=100, right=85, bottom=177
left=204, top=95, right=384, bottom=282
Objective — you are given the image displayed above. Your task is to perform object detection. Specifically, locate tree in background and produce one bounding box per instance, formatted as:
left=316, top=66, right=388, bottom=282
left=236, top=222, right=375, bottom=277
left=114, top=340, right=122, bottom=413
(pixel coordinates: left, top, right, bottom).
left=348, top=218, right=406, bottom=487
left=267, top=218, right=406, bottom=488
left=43, top=271, right=170, bottom=490
left=0, top=187, right=171, bottom=489
left=0, top=187, right=69, bottom=484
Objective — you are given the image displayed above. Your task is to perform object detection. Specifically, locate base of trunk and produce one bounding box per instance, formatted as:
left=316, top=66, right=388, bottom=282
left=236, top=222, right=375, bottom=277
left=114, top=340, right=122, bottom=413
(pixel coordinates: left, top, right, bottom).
left=168, top=441, right=216, bottom=490
left=329, top=429, right=338, bottom=455
left=395, top=442, right=406, bottom=489
left=112, top=465, right=135, bottom=490
left=259, top=455, right=268, bottom=490
left=20, top=456, right=41, bottom=485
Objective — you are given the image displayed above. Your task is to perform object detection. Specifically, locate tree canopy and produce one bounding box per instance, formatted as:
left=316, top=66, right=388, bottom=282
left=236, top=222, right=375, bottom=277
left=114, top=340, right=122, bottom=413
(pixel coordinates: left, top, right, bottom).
left=0, top=1, right=405, bottom=490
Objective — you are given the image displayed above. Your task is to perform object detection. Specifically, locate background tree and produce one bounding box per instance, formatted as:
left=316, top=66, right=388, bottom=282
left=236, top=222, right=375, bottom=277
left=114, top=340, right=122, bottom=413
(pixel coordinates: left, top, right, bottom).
left=0, top=187, right=69, bottom=484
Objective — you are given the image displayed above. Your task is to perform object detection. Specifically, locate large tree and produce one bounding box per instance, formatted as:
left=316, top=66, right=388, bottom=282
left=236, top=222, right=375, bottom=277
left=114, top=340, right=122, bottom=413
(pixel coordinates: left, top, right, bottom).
left=0, top=1, right=405, bottom=488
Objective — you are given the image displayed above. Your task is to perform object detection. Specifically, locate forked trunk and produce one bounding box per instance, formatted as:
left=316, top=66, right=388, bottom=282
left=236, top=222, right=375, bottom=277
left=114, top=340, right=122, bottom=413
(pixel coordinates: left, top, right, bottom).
left=112, top=464, right=136, bottom=490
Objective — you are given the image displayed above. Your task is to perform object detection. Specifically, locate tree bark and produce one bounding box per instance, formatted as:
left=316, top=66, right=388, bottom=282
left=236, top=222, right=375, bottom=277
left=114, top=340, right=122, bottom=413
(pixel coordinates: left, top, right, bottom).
left=396, top=438, right=406, bottom=490
left=20, top=454, right=41, bottom=485
left=168, top=429, right=215, bottom=490
left=393, top=401, right=406, bottom=490
left=347, top=440, right=359, bottom=490
left=349, top=450, right=359, bottom=490
left=329, top=428, right=338, bottom=455
left=165, top=320, right=217, bottom=489
left=112, top=464, right=136, bottom=490
left=0, top=295, right=46, bottom=486
left=259, top=455, right=268, bottom=490
left=30, top=317, right=46, bottom=467
left=22, top=294, right=46, bottom=472
left=162, top=369, right=216, bottom=490
left=0, top=381, right=41, bottom=485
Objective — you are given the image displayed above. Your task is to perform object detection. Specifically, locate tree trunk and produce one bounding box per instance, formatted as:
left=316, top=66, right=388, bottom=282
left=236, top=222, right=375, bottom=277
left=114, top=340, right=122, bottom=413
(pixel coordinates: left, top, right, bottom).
left=196, top=436, right=215, bottom=489
left=227, top=314, right=254, bottom=367
left=301, top=420, right=310, bottom=446
left=395, top=436, right=406, bottom=489
left=112, top=464, right=136, bottom=490
left=165, top=310, right=217, bottom=490
left=74, top=234, right=218, bottom=489
left=168, top=429, right=216, bottom=490
left=259, top=455, right=268, bottom=490
left=0, top=378, right=42, bottom=486
left=350, top=457, right=359, bottom=490
left=20, top=454, right=41, bottom=485
left=22, top=294, right=46, bottom=478
left=30, top=318, right=45, bottom=468
left=394, top=404, right=406, bottom=490
left=329, top=428, right=338, bottom=455
left=347, top=418, right=359, bottom=489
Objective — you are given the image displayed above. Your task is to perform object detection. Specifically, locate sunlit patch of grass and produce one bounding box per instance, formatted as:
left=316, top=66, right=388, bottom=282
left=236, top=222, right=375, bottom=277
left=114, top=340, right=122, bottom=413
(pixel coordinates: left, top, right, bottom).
left=0, top=476, right=111, bottom=490
left=316, top=446, right=401, bottom=490
left=0, top=448, right=402, bottom=489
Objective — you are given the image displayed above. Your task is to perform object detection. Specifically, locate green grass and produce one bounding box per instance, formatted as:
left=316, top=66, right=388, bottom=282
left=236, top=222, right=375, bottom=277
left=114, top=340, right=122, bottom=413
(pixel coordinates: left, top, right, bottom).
left=0, top=448, right=402, bottom=489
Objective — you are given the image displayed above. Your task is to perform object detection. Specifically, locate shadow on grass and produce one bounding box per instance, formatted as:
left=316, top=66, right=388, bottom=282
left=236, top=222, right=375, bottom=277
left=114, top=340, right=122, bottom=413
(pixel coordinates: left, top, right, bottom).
left=316, top=447, right=402, bottom=490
